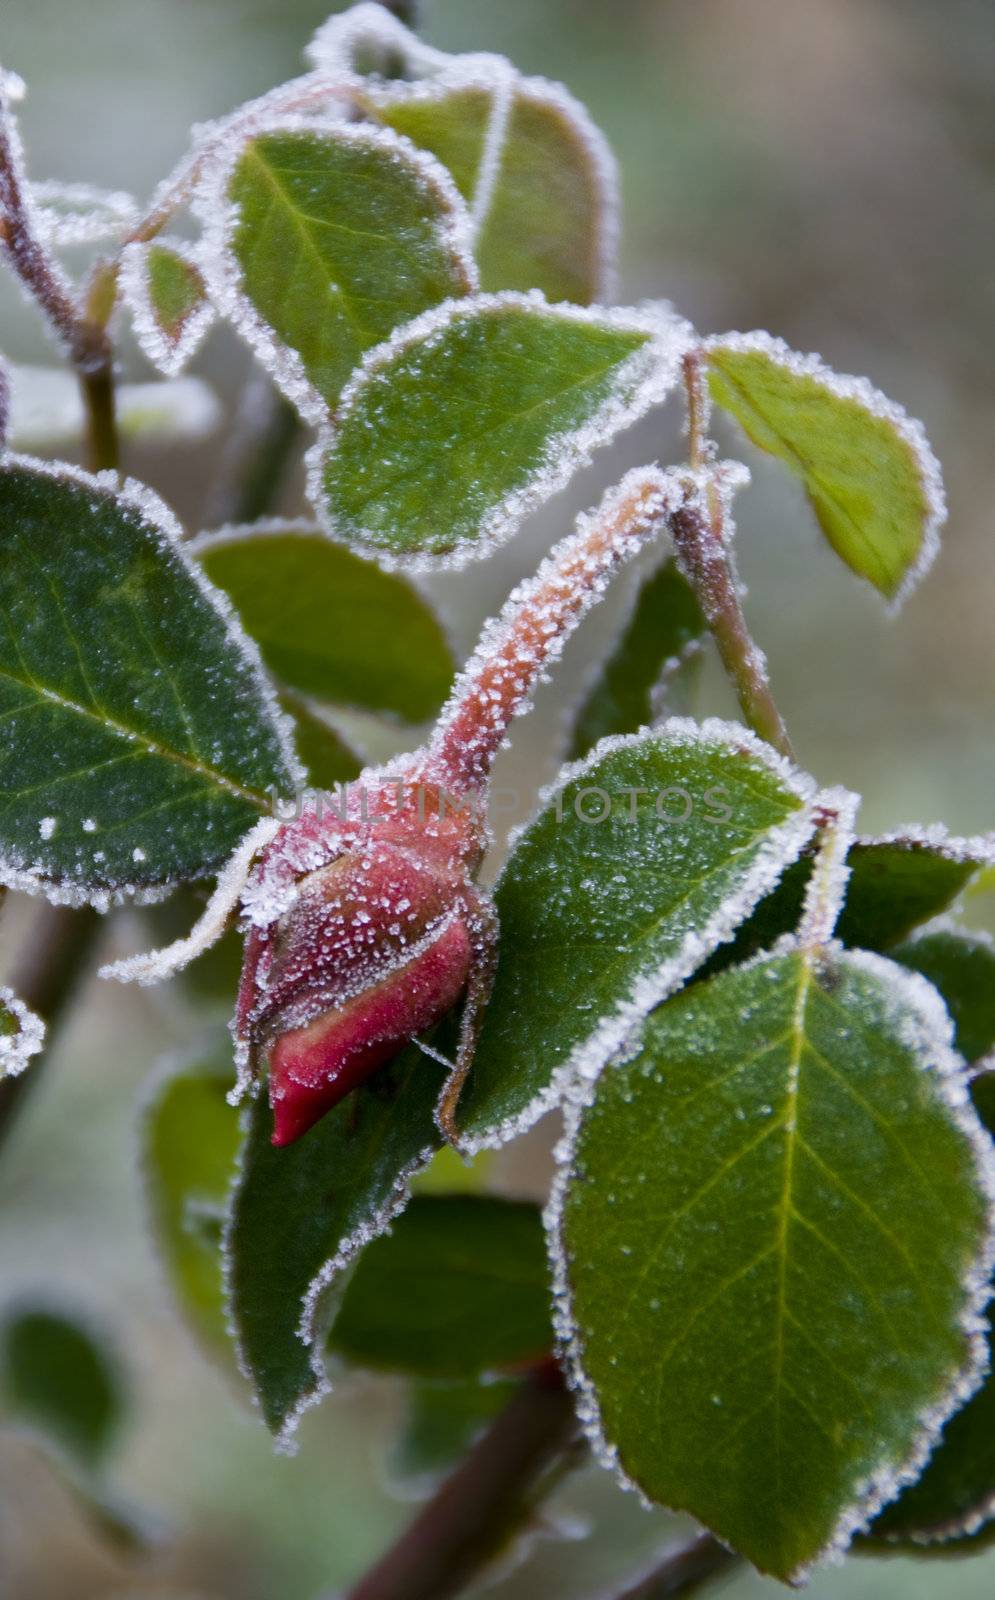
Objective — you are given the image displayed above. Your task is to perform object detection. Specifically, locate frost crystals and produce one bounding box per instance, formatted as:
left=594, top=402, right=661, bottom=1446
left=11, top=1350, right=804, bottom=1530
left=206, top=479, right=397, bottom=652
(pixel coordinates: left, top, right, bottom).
left=0, top=985, right=45, bottom=1079
left=706, top=331, right=946, bottom=607
left=120, top=239, right=215, bottom=377
left=195, top=114, right=477, bottom=424
left=311, top=292, right=693, bottom=568
left=550, top=932, right=995, bottom=1580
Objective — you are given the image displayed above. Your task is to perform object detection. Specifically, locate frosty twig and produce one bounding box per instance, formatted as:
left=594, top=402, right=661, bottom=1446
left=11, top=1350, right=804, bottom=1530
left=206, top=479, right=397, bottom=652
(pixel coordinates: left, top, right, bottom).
left=0, top=86, right=118, bottom=471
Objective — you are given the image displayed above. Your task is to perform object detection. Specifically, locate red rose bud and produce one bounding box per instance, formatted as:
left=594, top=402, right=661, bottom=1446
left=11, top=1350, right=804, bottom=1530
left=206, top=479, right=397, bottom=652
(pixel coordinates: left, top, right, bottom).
left=242, top=837, right=476, bottom=1145
left=101, top=467, right=676, bottom=1146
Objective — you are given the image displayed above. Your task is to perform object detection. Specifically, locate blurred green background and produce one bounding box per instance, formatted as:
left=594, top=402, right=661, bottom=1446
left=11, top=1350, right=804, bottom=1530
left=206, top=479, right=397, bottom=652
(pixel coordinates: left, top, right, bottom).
left=1, top=1, right=994, bottom=1596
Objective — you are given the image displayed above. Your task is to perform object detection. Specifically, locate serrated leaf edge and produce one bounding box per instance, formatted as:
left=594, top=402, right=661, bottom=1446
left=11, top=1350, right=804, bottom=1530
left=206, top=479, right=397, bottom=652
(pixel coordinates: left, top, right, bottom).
left=308, top=290, right=694, bottom=572
left=705, top=330, right=946, bottom=611
left=547, top=939, right=995, bottom=1581
left=0, top=452, right=301, bottom=910
left=854, top=822, right=995, bottom=869
left=457, top=715, right=821, bottom=1154
left=119, top=236, right=215, bottom=378
left=30, top=179, right=138, bottom=248
left=220, top=1103, right=438, bottom=1452
left=194, top=112, right=479, bottom=429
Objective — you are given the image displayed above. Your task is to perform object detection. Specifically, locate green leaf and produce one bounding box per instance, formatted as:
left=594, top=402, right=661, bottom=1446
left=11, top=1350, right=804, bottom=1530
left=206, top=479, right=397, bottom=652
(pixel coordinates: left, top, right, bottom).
left=0, top=459, right=297, bottom=905
left=328, top=1194, right=552, bottom=1377
left=893, top=928, right=995, bottom=1067
left=282, top=694, right=362, bottom=789
left=455, top=719, right=818, bottom=1150
left=705, top=829, right=992, bottom=978
left=707, top=333, right=944, bottom=603
left=0, top=983, right=44, bottom=1079
left=313, top=295, right=687, bottom=565
left=0, top=1304, right=123, bottom=1471
left=225, top=1044, right=445, bottom=1441
left=121, top=239, right=214, bottom=377
left=569, top=558, right=706, bottom=759
left=193, top=524, right=454, bottom=721
left=553, top=945, right=995, bottom=1580
left=200, top=121, right=476, bottom=420
left=142, top=1051, right=243, bottom=1361
left=391, top=1377, right=517, bottom=1490
left=867, top=1073, right=995, bottom=1545
left=362, top=63, right=616, bottom=305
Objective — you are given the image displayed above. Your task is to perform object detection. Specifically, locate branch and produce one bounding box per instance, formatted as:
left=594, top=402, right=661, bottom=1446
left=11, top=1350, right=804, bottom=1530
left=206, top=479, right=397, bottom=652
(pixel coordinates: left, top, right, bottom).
left=0, top=902, right=101, bottom=1155
left=672, top=352, right=793, bottom=761
left=344, top=1365, right=578, bottom=1600
left=0, top=97, right=119, bottom=470
left=612, top=1533, right=740, bottom=1600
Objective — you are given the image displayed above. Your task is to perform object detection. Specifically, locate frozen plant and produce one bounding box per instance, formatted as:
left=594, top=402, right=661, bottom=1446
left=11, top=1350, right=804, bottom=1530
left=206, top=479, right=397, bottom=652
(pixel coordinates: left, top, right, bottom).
left=0, top=4, right=993, bottom=1598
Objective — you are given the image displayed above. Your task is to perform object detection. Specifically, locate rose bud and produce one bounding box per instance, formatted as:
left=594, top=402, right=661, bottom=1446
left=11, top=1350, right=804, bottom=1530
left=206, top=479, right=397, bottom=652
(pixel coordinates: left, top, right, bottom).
left=101, top=466, right=678, bottom=1145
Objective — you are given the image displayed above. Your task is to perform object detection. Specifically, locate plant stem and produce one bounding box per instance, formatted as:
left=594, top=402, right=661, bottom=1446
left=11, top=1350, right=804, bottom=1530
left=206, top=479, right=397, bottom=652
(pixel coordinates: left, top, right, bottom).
left=0, top=903, right=101, bottom=1156
left=0, top=107, right=120, bottom=472
left=613, top=1533, right=740, bottom=1599
left=345, top=1365, right=578, bottom=1600
left=672, top=353, right=794, bottom=761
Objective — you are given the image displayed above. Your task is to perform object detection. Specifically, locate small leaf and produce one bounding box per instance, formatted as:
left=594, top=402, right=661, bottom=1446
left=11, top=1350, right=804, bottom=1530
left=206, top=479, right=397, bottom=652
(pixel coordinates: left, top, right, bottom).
left=0, top=983, right=45, bottom=1079
left=391, top=1377, right=517, bottom=1490
left=707, top=828, right=994, bottom=977
left=120, top=239, right=215, bottom=377
left=867, top=1073, right=995, bottom=1545
left=282, top=694, right=362, bottom=789
left=552, top=946, right=995, bottom=1580
left=193, top=523, right=454, bottom=721
left=707, top=332, right=945, bottom=604
left=312, top=294, right=689, bottom=567
left=569, top=557, right=706, bottom=759
left=893, top=928, right=995, bottom=1068
left=363, top=61, right=617, bottom=305
left=198, top=117, right=476, bottom=422
left=328, top=1194, right=552, bottom=1377
left=0, top=458, right=297, bottom=906
left=0, top=1304, right=123, bottom=1471
left=142, top=1051, right=243, bottom=1360
left=225, top=1044, right=445, bottom=1442
left=455, top=718, right=818, bottom=1150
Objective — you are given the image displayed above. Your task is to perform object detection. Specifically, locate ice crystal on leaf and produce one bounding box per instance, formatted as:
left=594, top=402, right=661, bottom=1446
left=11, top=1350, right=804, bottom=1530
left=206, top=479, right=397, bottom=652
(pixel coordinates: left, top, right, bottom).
left=0, top=455, right=298, bottom=908
left=549, top=933, right=995, bottom=1581
left=706, top=331, right=945, bottom=607
left=311, top=292, right=692, bottom=568
left=195, top=114, right=477, bottom=425
left=119, top=239, right=215, bottom=377
left=452, top=719, right=822, bottom=1153
left=0, top=985, right=45, bottom=1080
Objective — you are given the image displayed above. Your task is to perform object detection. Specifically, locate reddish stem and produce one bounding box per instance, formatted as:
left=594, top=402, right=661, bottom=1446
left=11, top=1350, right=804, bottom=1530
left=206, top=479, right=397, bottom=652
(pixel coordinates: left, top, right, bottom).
left=346, top=1364, right=577, bottom=1600
left=428, top=468, right=672, bottom=796
left=0, top=105, right=118, bottom=470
